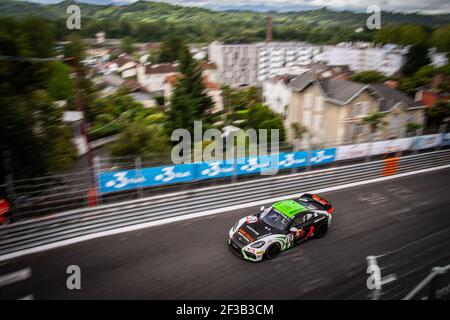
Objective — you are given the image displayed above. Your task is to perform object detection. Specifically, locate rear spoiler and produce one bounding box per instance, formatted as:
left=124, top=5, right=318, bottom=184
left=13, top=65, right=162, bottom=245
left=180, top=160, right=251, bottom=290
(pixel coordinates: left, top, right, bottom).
left=298, top=193, right=334, bottom=214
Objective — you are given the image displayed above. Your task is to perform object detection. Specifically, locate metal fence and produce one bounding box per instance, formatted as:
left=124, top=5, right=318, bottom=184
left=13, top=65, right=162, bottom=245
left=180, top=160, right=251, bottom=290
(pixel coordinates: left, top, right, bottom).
left=404, top=264, right=450, bottom=300
left=0, top=149, right=449, bottom=259
left=3, top=132, right=449, bottom=222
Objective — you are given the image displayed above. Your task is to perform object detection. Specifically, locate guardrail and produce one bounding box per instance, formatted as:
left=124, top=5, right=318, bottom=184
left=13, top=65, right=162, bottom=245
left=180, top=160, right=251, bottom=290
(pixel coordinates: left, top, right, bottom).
left=404, top=264, right=450, bottom=300
left=0, top=149, right=449, bottom=258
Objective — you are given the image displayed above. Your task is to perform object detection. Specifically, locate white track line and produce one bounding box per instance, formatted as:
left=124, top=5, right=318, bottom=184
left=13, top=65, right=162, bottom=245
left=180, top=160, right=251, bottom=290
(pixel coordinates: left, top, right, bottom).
left=0, top=268, right=31, bottom=287
left=0, top=164, right=449, bottom=262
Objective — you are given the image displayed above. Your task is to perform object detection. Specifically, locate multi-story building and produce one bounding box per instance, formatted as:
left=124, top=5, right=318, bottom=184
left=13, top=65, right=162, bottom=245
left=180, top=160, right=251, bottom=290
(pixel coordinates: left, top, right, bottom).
left=318, top=42, right=406, bottom=76
left=285, top=72, right=426, bottom=147
left=258, top=42, right=320, bottom=81
left=208, top=41, right=259, bottom=87
left=208, top=41, right=320, bottom=87
left=429, top=48, right=449, bottom=68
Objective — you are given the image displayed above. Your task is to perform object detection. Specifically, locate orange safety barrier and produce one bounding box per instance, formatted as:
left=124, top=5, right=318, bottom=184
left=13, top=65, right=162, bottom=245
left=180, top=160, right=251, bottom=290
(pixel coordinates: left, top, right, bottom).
left=0, top=199, right=10, bottom=224
left=382, top=157, right=399, bottom=176
left=88, top=187, right=98, bottom=207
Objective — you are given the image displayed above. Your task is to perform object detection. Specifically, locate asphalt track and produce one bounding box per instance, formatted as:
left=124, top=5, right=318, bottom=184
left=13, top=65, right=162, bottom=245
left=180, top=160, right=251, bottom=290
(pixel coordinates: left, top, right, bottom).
left=1, top=168, right=450, bottom=300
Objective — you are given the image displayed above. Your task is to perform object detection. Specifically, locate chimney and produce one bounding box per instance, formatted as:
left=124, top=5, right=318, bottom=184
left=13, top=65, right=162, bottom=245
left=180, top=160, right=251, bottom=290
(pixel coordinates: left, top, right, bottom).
left=265, top=16, right=273, bottom=42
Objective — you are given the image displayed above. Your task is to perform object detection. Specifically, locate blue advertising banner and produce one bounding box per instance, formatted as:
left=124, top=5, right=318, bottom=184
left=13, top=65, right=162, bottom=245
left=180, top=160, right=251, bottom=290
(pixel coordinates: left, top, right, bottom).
left=97, top=148, right=337, bottom=194
left=98, top=163, right=195, bottom=194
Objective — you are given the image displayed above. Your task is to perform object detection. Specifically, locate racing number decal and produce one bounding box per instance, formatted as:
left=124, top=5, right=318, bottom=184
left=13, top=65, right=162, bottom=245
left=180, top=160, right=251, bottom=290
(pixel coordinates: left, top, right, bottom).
left=285, top=234, right=294, bottom=249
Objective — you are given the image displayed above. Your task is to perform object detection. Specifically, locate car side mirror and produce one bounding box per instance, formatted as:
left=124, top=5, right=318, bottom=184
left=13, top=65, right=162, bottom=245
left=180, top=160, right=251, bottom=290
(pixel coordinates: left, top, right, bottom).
left=260, top=206, right=265, bottom=212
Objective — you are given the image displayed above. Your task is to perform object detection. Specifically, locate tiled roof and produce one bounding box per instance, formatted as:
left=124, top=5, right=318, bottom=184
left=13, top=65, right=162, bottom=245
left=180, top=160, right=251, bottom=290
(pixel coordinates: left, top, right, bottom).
left=319, top=78, right=366, bottom=103
left=289, top=73, right=316, bottom=92
left=369, top=84, right=422, bottom=111
left=289, top=72, right=423, bottom=109
left=145, top=63, right=179, bottom=74
left=199, top=61, right=217, bottom=70
left=144, top=60, right=217, bottom=74
left=165, top=74, right=220, bottom=90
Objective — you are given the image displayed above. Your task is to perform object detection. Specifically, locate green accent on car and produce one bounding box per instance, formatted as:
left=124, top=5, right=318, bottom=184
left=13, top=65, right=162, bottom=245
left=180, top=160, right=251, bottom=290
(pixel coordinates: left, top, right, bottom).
left=272, top=200, right=307, bottom=218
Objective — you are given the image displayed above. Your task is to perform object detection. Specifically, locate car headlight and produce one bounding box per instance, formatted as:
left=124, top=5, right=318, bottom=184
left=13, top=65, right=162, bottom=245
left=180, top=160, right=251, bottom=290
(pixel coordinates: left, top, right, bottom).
left=250, top=241, right=265, bottom=248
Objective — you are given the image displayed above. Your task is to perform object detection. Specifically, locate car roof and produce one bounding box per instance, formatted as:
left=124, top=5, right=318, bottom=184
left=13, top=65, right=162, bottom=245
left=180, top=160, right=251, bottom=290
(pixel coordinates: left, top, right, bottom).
left=272, top=200, right=308, bottom=219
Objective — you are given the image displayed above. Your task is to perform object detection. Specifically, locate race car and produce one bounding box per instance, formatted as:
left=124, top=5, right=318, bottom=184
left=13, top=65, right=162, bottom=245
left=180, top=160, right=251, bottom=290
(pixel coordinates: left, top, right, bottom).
left=228, top=193, right=333, bottom=261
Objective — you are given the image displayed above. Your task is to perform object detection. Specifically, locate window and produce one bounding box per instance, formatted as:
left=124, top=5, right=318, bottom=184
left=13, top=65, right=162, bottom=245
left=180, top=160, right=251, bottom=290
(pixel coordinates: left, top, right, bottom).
left=352, top=123, right=365, bottom=136
left=315, top=96, right=323, bottom=113
left=291, top=215, right=305, bottom=228
left=352, top=102, right=368, bottom=117
left=303, top=110, right=312, bottom=127
left=260, top=208, right=291, bottom=231
left=389, top=115, right=401, bottom=133
left=406, top=113, right=416, bottom=123
left=313, top=114, right=322, bottom=133
left=304, top=93, right=313, bottom=109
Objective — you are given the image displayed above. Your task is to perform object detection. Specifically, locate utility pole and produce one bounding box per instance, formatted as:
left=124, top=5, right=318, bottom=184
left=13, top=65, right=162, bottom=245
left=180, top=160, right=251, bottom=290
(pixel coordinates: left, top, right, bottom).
left=64, top=57, right=97, bottom=205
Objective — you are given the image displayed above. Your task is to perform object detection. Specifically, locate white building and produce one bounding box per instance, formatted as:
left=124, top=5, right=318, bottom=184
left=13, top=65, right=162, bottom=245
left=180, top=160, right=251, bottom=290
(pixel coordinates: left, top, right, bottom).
left=137, top=63, right=179, bottom=92
left=258, top=42, right=320, bottom=81
left=429, top=48, right=448, bottom=68
left=209, top=41, right=326, bottom=86
left=208, top=41, right=260, bottom=87
left=262, top=76, right=295, bottom=117
left=319, top=42, right=405, bottom=75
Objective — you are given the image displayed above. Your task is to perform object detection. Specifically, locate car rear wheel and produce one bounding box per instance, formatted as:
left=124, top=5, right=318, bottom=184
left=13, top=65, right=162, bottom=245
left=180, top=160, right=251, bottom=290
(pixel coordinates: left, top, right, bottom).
left=264, top=243, right=281, bottom=260
left=315, top=224, right=328, bottom=239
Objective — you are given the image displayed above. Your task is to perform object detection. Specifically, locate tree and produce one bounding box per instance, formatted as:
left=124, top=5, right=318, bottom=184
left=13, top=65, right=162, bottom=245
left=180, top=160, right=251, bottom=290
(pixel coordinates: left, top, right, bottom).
left=121, top=37, right=135, bottom=55
left=291, top=123, right=308, bottom=140
left=349, top=71, right=387, bottom=84
left=430, top=25, right=450, bottom=53
left=399, top=25, right=428, bottom=46
left=63, top=33, right=86, bottom=64
left=158, top=36, right=187, bottom=63
left=29, top=91, right=77, bottom=173
left=363, top=112, right=385, bottom=134
left=406, top=122, right=422, bottom=133
left=165, top=48, right=214, bottom=137
left=222, top=85, right=262, bottom=122
left=402, top=42, right=431, bottom=77
left=259, top=118, right=286, bottom=143
left=426, top=101, right=450, bottom=130
left=45, top=61, right=75, bottom=101
left=0, top=17, right=77, bottom=179
left=246, top=104, right=286, bottom=142
left=110, top=123, right=170, bottom=157
left=147, top=48, right=160, bottom=63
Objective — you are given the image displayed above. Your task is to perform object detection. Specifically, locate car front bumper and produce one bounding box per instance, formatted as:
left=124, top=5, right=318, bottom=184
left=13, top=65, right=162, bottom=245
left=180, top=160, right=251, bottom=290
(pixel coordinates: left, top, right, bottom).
left=228, top=238, right=264, bottom=262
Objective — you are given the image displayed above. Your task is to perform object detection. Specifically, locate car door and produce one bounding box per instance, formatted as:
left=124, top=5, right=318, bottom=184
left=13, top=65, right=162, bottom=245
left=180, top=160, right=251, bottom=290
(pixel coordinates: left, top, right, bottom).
left=290, top=212, right=316, bottom=243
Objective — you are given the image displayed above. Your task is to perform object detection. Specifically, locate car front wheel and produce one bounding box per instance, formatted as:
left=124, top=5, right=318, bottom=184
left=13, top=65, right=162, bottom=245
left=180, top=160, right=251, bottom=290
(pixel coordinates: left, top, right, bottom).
left=264, top=243, right=281, bottom=260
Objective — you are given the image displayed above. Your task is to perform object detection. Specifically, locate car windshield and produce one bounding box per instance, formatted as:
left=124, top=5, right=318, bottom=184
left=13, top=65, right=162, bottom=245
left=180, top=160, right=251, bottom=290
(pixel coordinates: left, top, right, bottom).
left=260, top=208, right=291, bottom=231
